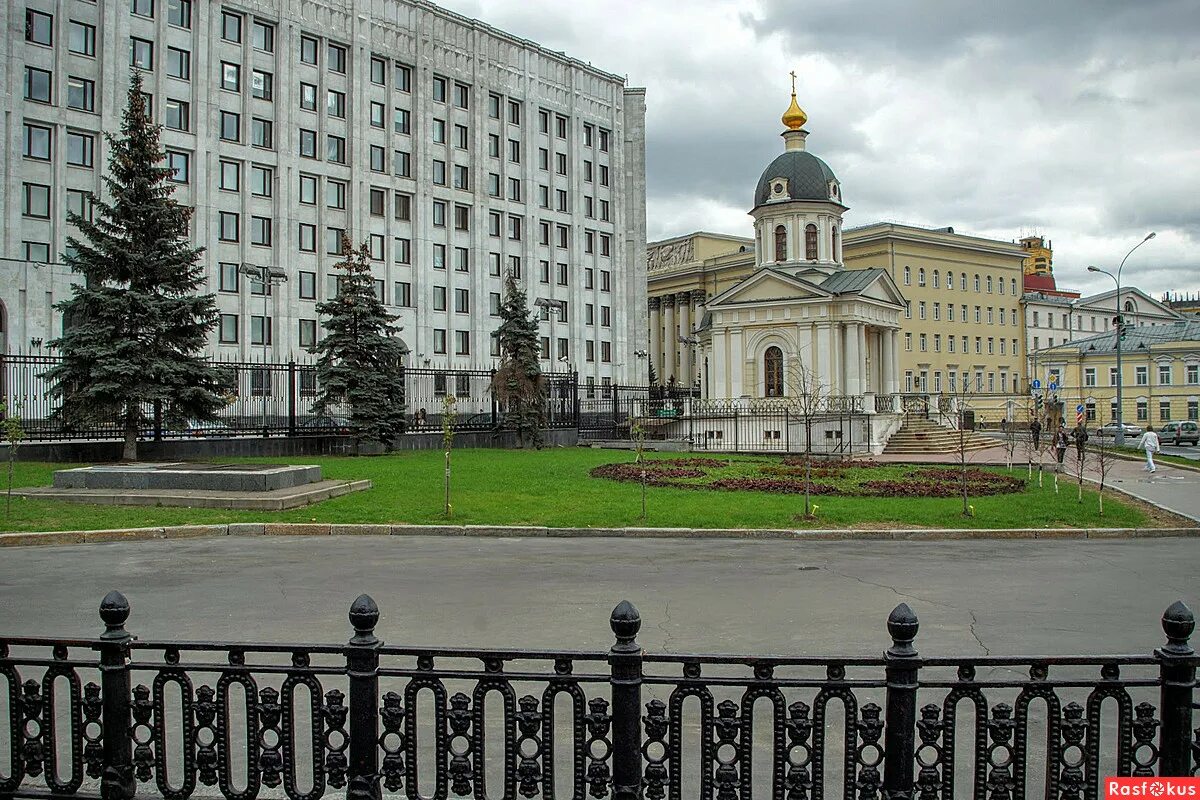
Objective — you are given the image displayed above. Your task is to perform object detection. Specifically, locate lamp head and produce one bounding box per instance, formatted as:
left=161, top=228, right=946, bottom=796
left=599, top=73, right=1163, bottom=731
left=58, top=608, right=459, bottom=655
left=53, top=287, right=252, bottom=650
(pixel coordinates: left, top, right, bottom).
left=1144, top=232, right=1156, bottom=241
left=1087, top=266, right=1100, bottom=273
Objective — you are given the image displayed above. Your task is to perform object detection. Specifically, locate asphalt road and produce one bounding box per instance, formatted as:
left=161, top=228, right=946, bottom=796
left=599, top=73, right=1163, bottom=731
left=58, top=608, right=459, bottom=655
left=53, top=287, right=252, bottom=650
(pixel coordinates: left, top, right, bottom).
left=1, top=535, right=1194, bottom=655
left=1160, top=442, right=1200, bottom=460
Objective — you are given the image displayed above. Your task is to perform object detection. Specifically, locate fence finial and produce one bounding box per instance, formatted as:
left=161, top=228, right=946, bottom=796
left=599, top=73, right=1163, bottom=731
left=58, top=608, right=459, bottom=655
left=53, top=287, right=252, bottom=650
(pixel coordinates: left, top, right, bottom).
left=886, top=602, right=919, bottom=657
left=349, top=594, right=380, bottom=645
left=99, top=590, right=130, bottom=640
left=1161, top=600, right=1195, bottom=655
left=610, top=599, right=641, bottom=646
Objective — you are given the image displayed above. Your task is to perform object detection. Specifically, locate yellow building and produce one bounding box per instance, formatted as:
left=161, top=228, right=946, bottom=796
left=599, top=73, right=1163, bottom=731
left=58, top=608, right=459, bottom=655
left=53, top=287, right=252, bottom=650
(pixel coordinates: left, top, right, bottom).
left=1034, top=319, right=1200, bottom=427
left=1020, top=235, right=1053, bottom=277
left=841, top=223, right=1028, bottom=421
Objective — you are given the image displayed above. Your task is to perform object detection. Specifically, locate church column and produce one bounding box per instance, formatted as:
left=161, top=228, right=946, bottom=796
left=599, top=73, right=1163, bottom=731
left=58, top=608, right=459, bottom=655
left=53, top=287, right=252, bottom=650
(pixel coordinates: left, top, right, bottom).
left=648, top=297, right=661, bottom=384
left=888, top=330, right=900, bottom=394
left=859, top=323, right=869, bottom=392
left=662, top=294, right=676, bottom=383
left=677, top=291, right=692, bottom=384
left=729, top=328, right=744, bottom=397
left=815, top=323, right=832, bottom=392
left=845, top=322, right=862, bottom=396
left=692, top=290, right=706, bottom=382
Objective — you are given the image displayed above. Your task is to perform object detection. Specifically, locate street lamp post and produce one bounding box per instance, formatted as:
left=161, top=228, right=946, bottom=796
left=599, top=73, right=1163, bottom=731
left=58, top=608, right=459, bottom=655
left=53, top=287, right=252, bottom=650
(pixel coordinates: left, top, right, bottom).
left=1087, top=231, right=1155, bottom=446
left=240, top=263, right=289, bottom=435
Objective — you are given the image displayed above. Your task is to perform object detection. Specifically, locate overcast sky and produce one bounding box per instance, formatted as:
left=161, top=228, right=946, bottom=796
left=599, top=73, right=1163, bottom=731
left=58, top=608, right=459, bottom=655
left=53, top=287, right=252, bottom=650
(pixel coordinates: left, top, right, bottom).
left=439, top=0, right=1199, bottom=298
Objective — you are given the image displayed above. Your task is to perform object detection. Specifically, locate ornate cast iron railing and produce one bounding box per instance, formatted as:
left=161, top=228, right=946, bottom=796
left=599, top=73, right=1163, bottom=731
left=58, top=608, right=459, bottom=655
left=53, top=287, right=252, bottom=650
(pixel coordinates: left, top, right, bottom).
left=1, top=594, right=1195, bottom=800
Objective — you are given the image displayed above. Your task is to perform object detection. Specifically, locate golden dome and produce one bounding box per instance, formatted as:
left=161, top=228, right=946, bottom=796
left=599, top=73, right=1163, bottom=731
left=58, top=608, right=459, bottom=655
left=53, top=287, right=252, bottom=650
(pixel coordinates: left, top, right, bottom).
left=782, top=93, right=807, bottom=130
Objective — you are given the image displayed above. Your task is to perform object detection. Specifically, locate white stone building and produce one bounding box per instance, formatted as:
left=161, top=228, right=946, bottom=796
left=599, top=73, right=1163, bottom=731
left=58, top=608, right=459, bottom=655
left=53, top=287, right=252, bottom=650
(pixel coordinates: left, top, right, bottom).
left=4, top=0, right=647, bottom=384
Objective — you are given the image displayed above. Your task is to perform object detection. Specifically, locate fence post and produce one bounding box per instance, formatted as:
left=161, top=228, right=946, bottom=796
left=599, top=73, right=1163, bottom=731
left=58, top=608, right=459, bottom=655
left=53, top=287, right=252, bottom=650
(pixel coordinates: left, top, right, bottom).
left=572, top=371, right=581, bottom=429
left=882, top=603, right=920, bottom=800
left=346, top=595, right=382, bottom=800
left=490, top=369, right=498, bottom=428
left=97, top=591, right=136, bottom=800
left=288, top=361, right=298, bottom=437
left=1155, top=600, right=1195, bottom=776
left=733, top=407, right=739, bottom=452
left=152, top=401, right=163, bottom=442
left=609, top=600, right=643, bottom=800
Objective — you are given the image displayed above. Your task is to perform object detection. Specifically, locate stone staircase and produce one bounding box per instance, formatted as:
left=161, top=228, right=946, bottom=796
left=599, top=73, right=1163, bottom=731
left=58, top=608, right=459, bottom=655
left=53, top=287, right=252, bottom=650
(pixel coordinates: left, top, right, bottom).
left=883, top=417, right=998, bottom=456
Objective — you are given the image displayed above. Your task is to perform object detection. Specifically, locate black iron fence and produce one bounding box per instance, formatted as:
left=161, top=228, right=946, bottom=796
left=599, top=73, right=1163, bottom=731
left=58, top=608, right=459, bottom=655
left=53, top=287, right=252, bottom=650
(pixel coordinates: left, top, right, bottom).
left=0, top=594, right=1195, bottom=800
left=0, top=355, right=577, bottom=441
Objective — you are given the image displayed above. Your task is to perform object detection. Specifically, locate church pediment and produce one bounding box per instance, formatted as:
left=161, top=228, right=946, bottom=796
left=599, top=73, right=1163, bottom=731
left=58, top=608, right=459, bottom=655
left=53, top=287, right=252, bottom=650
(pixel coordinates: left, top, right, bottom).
left=707, top=268, right=831, bottom=307
left=857, top=274, right=907, bottom=306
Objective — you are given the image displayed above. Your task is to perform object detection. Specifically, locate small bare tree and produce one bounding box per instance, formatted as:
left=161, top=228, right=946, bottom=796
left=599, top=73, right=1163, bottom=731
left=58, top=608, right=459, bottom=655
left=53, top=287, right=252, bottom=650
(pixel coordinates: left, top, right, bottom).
left=1002, top=413, right=1018, bottom=471
left=785, top=355, right=830, bottom=520
left=1094, top=427, right=1113, bottom=515
left=1, top=402, right=25, bottom=517
left=631, top=416, right=648, bottom=520
left=442, top=395, right=457, bottom=517
left=946, top=373, right=976, bottom=517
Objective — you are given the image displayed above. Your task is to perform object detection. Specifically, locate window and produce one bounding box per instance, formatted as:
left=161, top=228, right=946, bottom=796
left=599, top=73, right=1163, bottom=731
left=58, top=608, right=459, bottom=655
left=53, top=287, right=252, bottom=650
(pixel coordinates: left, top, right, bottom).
left=1083, top=368, right=1097, bottom=387
left=65, top=189, right=92, bottom=223
left=130, top=37, right=154, bottom=69
left=23, top=124, right=51, bottom=160
left=67, top=77, right=96, bottom=112
left=432, top=200, right=446, bottom=227
left=295, top=175, right=317, bottom=205
left=217, top=211, right=239, bottom=241
left=296, top=319, right=317, bottom=350
left=250, top=165, right=271, bottom=197
left=509, top=100, right=522, bottom=125
left=918, top=301, right=926, bottom=320
left=1190, top=401, right=1199, bottom=422
left=250, top=316, right=272, bottom=346
left=509, top=139, right=521, bottom=163
left=368, top=56, right=387, bottom=85
left=919, top=333, right=927, bottom=352
left=432, top=160, right=446, bottom=186
left=368, top=145, right=386, bottom=173
left=221, top=62, right=240, bottom=92
left=327, top=135, right=346, bottom=164
left=394, top=282, right=412, bottom=307
left=251, top=118, right=272, bottom=149
left=933, top=302, right=941, bottom=321
left=250, top=216, right=271, bottom=246
left=66, top=132, right=94, bottom=167
left=298, top=224, right=316, bottom=252
left=219, top=314, right=239, bottom=344
left=252, top=19, right=274, bottom=52
left=69, top=20, right=96, bottom=55
left=453, top=82, right=469, bottom=109
left=918, top=268, right=926, bottom=287
left=805, top=224, right=818, bottom=260
left=326, top=180, right=346, bottom=210
left=1160, top=401, right=1171, bottom=422
left=164, top=98, right=189, bottom=130
left=26, top=9, right=53, bottom=45
left=328, top=90, right=345, bottom=118
left=455, top=247, right=469, bottom=272
left=961, top=274, right=967, bottom=291
left=1185, top=364, right=1199, bottom=385
left=394, top=107, right=411, bottom=134
left=394, top=63, right=412, bottom=92
left=325, top=43, right=346, bottom=73
left=297, top=35, right=319, bottom=65
left=1159, top=364, right=1172, bottom=385
left=1136, top=400, right=1148, bottom=422
left=222, top=10, right=242, bottom=42
left=432, top=244, right=446, bottom=269
left=556, top=152, right=568, bottom=175
left=220, top=111, right=239, bottom=141
left=166, top=150, right=189, bottom=182
left=1135, top=366, right=1148, bottom=386
left=508, top=215, right=522, bottom=241
left=601, top=341, right=612, bottom=363
left=370, top=102, right=386, bottom=128
left=433, top=329, right=447, bottom=355
left=251, top=70, right=273, bottom=101
left=369, top=235, right=384, bottom=261
left=217, top=161, right=240, bottom=192
left=600, top=165, right=610, bottom=186
left=22, top=183, right=50, bottom=219
left=453, top=165, right=470, bottom=190
left=326, top=228, right=346, bottom=255
left=25, top=67, right=52, bottom=103
left=904, top=333, right=912, bottom=351
left=166, top=46, right=190, bottom=80
left=933, top=334, right=941, bottom=353
left=539, top=148, right=550, bottom=170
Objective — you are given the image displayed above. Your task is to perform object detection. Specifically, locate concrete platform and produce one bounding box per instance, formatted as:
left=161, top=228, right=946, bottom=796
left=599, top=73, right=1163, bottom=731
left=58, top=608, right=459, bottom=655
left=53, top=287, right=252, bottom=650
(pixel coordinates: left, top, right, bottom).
left=17, top=478, right=372, bottom=511
left=53, top=462, right=323, bottom=492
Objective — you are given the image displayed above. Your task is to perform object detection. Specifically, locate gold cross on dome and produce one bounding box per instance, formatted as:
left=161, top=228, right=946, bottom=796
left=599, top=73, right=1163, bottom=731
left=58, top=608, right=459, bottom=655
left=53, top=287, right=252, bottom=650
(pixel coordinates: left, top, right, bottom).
left=789, top=70, right=797, bottom=94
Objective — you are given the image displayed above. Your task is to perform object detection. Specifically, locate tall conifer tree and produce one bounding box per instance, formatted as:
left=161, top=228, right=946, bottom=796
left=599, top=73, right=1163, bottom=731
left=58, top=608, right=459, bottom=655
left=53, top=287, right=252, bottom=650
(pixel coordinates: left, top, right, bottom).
left=313, top=236, right=407, bottom=450
left=492, top=271, right=546, bottom=448
left=46, top=70, right=222, bottom=460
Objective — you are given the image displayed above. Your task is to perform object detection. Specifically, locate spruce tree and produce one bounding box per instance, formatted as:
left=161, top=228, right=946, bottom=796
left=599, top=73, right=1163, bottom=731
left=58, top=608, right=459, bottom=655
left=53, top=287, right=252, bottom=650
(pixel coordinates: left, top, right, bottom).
left=314, top=235, right=407, bottom=450
left=492, top=271, right=546, bottom=448
left=46, top=69, right=222, bottom=461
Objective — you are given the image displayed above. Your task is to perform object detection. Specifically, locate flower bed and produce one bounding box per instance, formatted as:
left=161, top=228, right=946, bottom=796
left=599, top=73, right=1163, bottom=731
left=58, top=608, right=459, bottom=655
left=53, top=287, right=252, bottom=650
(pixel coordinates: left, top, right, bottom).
left=589, top=457, right=1026, bottom=498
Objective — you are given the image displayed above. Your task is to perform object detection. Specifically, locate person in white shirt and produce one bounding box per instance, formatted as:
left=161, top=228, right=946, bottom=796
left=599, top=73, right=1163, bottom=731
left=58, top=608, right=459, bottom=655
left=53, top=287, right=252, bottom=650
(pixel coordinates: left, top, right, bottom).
left=1139, top=425, right=1161, bottom=472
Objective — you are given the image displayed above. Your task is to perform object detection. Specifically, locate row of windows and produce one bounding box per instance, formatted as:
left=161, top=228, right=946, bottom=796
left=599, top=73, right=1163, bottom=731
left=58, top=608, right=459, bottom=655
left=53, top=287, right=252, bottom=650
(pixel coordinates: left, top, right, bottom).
left=905, top=301, right=1017, bottom=326
left=903, top=266, right=1018, bottom=296
left=904, top=370, right=1019, bottom=395
left=1078, top=365, right=1200, bottom=388
left=905, top=333, right=1020, bottom=356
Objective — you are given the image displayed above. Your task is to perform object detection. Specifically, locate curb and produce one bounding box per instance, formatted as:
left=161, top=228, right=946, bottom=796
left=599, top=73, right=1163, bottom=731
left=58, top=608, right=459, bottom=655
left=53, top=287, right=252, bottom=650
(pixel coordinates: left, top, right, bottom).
left=0, top=522, right=1196, bottom=548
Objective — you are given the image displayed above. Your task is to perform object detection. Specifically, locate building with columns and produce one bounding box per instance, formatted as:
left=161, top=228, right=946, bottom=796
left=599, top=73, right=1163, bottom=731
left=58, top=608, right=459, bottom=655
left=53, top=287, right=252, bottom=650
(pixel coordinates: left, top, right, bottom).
left=646, top=90, right=906, bottom=401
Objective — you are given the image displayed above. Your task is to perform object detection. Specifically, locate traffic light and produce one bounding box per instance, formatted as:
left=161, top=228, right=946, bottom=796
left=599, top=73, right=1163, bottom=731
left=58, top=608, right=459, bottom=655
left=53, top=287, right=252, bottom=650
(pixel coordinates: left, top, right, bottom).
left=1113, top=315, right=1128, bottom=341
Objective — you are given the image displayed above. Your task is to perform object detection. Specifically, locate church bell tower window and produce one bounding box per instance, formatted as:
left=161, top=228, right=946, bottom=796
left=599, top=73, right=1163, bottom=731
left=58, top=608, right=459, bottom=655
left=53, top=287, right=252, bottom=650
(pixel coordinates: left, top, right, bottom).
left=774, top=225, right=787, bottom=262
left=805, top=224, right=818, bottom=260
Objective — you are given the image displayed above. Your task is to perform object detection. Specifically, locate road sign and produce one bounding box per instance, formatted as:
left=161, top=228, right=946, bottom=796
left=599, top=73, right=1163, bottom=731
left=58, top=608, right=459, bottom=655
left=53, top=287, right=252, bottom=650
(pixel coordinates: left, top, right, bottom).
left=1031, top=379, right=1041, bottom=389
left=1076, top=404, right=1085, bottom=413
left=1049, top=381, right=1059, bottom=391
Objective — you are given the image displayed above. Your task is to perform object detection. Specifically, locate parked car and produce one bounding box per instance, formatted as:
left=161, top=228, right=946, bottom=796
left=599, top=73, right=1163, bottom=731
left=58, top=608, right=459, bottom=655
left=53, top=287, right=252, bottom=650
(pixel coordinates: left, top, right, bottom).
left=1160, top=420, right=1200, bottom=446
left=1095, top=421, right=1144, bottom=439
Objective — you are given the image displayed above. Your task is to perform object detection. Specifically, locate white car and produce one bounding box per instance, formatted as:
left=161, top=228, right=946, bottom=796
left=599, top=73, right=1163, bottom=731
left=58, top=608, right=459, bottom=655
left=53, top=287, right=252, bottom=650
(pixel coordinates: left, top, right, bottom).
left=1095, top=422, right=1144, bottom=439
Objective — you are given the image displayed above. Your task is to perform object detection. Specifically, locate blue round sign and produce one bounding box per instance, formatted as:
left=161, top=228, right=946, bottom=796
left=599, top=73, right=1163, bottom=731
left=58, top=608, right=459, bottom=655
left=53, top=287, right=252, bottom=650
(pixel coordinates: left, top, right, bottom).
left=1049, top=381, right=1059, bottom=391
left=1031, top=379, right=1041, bottom=389
left=1076, top=404, right=1085, bottom=413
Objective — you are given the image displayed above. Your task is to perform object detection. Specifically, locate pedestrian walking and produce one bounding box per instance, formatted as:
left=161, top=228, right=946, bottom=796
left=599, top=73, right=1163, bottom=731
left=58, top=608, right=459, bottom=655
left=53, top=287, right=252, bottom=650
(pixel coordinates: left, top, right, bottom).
left=1139, top=425, right=1161, bottom=473
left=1054, top=424, right=1069, bottom=470
left=1072, top=422, right=1089, bottom=459
left=1030, top=418, right=1042, bottom=450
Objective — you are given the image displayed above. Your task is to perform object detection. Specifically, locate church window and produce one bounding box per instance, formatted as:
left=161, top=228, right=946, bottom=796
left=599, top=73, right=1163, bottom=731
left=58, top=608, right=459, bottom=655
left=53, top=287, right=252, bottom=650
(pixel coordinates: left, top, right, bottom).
left=764, top=346, right=784, bottom=397
left=831, top=226, right=839, bottom=260
left=933, top=270, right=940, bottom=288
left=903, top=266, right=911, bottom=286
left=1123, top=299, right=1135, bottom=312
left=804, top=224, right=818, bottom=260
left=918, top=268, right=926, bottom=287
left=774, top=225, right=787, bottom=262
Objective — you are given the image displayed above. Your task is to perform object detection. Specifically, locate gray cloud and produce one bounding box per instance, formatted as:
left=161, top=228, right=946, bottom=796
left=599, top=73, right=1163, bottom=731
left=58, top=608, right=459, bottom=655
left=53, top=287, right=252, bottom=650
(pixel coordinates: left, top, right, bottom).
left=441, top=0, right=1199, bottom=297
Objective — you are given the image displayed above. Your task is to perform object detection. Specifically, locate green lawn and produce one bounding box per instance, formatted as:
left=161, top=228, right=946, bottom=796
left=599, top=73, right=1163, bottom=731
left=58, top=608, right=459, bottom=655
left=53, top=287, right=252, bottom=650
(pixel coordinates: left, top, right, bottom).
left=0, top=448, right=1165, bottom=533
